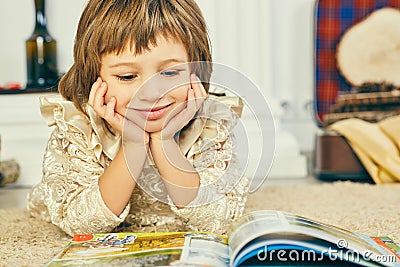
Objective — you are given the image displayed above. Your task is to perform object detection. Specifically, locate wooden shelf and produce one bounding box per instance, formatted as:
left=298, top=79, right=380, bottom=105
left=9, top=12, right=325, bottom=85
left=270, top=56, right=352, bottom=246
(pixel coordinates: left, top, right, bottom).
left=0, top=86, right=58, bottom=95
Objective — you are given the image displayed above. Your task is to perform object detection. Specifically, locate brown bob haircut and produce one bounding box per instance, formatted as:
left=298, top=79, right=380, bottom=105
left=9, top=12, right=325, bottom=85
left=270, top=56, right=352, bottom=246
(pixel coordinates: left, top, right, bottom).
left=59, top=0, right=212, bottom=117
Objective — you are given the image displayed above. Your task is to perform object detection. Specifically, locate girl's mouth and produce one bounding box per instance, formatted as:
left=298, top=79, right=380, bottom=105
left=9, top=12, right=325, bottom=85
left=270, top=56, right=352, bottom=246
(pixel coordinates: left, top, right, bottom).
left=136, top=103, right=172, bottom=120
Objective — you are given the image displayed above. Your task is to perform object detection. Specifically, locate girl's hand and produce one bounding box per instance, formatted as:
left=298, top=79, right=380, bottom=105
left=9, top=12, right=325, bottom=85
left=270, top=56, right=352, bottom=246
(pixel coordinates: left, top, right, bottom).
left=88, top=77, right=123, bottom=133
left=150, top=74, right=207, bottom=141
left=88, top=77, right=149, bottom=145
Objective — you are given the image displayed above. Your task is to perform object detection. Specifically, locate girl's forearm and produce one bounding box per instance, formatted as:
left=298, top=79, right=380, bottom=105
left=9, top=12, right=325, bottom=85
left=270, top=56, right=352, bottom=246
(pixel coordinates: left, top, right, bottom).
left=150, top=138, right=200, bottom=208
left=98, top=143, right=148, bottom=216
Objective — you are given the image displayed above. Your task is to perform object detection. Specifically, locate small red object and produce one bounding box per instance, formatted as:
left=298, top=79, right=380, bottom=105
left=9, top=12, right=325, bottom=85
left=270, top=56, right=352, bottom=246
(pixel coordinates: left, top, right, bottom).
left=5, top=82, right=22, bottom=90
left=72, top=234, right=94, bottom=242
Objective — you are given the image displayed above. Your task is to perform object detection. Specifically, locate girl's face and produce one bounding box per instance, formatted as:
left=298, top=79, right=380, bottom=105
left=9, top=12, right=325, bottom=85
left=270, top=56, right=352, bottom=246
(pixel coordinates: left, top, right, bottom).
left=100, top=37, right=190, bottom=132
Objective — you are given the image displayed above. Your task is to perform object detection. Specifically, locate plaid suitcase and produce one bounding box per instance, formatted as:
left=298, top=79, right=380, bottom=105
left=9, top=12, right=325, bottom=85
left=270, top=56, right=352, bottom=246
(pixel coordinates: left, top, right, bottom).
left=313, top=0, right=400, bottom=181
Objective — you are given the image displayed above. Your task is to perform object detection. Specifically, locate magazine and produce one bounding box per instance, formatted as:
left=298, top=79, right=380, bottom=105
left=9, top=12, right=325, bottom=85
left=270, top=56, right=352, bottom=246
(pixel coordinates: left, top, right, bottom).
left=45, top=210, right=400, bottom=267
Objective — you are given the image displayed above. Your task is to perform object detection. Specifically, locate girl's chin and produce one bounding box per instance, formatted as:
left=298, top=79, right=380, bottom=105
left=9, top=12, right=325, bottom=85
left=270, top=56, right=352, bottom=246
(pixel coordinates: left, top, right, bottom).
left=143, top=122, right=163, bottom=133
left=145, top=128, right=161, bottom=133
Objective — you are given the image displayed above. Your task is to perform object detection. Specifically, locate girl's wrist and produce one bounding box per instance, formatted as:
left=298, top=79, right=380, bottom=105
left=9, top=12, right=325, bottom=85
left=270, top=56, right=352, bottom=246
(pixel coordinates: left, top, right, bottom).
left=149, top=133, right=174, bottom=143
left=122, top=138, right=150, bottom=149
left=122, top=132, right=150, bottom=146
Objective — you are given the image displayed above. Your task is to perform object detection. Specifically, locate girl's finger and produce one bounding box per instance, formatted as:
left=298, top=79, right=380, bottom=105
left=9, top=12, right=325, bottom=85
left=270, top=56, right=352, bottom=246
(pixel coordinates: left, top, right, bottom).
left=191, top=74, right=207, bottom=106
left=92, top=82, right=108, bottom=114
left=186, top=88, right=196, bottom=115
left=105, top=98, right=123, bottom=132
left=88, top=77, right=102, bottom=106
left=104, top=97, right=116, bottom=120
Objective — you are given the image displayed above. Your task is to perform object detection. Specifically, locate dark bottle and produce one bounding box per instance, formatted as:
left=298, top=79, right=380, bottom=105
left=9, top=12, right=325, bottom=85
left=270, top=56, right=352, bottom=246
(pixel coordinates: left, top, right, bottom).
left=26, top=0, right=58, bottom=88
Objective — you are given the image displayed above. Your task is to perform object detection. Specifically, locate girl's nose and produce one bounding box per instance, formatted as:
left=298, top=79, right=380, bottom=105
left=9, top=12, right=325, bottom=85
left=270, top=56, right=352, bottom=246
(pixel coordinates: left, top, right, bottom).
left=135, top=73, right=189, bottom=103
left=135, top=75, right=164, bottom=103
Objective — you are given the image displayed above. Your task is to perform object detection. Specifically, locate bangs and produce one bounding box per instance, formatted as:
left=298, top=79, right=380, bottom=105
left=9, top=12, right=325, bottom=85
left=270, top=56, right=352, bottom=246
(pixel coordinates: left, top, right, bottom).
left=96, top=0, right=193, bottom=56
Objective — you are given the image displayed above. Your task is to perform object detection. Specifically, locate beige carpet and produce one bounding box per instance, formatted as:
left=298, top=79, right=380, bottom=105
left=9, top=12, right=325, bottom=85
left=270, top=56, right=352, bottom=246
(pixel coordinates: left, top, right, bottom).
left=1, top=181, right=399, bottom=267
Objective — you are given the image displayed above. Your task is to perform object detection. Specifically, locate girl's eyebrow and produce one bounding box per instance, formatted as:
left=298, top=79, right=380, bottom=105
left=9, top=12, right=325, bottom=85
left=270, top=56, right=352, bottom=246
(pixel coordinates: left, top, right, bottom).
left=158, top=58, right=187, bottom=69
left=108, top=58, right=187, bottom=69
left=108, top=62, right=137, bottom=69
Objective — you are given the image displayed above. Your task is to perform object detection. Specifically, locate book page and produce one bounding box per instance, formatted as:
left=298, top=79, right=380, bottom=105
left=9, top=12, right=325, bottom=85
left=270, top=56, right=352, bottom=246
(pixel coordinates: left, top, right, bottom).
left=228, top=210, right=399, bottom=267
left=46, top=232, right=229, bottom=267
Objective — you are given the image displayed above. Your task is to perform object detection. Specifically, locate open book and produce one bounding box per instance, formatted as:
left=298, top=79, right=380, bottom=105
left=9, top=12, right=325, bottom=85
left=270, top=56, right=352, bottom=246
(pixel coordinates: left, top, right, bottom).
left=45, top=210, right=400, bottom=266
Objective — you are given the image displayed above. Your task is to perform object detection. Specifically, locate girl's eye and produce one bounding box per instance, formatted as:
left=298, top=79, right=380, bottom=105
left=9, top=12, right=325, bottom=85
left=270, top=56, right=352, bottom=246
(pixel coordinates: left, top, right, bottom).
left=161, top=70, right=180, bottom=77
left=116, top=74, right=136, bottom=81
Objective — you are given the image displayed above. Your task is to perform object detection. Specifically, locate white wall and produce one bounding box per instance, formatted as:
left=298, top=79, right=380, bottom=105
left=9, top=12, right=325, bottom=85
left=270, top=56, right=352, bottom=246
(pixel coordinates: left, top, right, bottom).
left=270, top=0, right=319, bottom=152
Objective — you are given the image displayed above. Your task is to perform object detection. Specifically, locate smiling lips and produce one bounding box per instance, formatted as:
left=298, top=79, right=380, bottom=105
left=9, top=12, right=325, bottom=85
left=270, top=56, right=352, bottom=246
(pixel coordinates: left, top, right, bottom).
left=135, top=104, right=172, bottom=120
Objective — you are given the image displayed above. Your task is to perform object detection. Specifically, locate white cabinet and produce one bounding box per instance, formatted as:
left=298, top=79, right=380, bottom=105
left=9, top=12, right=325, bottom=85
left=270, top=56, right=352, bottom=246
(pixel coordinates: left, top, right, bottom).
left=0, top=93, right=56, bottom=186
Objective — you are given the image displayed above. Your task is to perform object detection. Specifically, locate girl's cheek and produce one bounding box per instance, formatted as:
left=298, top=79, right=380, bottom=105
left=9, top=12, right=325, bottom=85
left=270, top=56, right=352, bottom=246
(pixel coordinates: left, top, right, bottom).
left=115, top=101, right=127, bottom=115
left=171, top=85, right=189, bottom=98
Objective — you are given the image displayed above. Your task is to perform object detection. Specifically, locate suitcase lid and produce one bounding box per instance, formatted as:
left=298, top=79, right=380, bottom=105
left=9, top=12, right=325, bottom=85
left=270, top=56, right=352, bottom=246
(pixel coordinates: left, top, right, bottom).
left=313, top=0, right=400, bottom=127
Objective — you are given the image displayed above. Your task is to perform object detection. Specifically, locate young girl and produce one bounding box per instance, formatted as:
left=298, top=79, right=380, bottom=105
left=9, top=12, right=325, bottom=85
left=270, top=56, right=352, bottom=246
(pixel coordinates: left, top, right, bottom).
left=27, top=0, right=249, bottom=237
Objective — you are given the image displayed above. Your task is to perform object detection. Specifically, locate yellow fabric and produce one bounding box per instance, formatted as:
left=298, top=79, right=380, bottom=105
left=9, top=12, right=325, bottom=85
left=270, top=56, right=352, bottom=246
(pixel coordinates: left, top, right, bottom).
left=328, top=116, right=400, bottom=184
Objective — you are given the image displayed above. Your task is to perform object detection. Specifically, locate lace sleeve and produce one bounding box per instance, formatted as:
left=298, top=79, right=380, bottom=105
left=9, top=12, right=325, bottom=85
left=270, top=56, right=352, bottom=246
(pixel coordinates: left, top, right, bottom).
left=170, top=111, right=250, bottom=235
left=27, top=123, right=129, bottom=236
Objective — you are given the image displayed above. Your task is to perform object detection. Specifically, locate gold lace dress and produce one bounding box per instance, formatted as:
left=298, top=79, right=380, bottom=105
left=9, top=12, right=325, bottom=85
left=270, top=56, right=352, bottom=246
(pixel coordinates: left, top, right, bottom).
left=27, top=94, right=249, bottom=236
